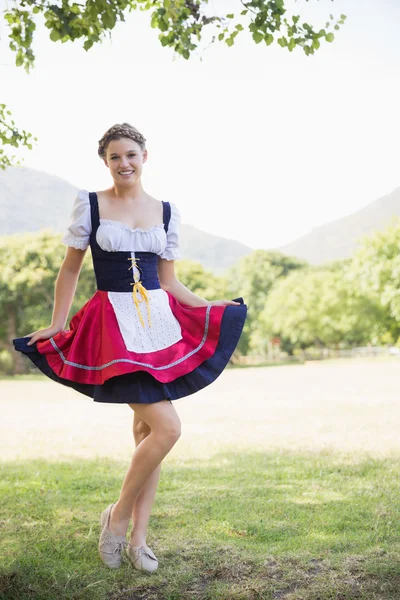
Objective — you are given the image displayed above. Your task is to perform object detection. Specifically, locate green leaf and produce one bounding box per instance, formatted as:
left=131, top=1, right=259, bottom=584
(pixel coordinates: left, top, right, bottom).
left=252, top=31, right=263, bottom=44
left=49, top=29, right=60, bottom=42
left=160, top=35, right=170, bottom=46
left=226, top=13, right=234, bottom=19
left=325, top=32, right=334, bottom=43
left=264, top=33, right=274, bottom=46
left=150, top=12, right=159, bottom=28
left=102, top=10, right=117, bottom=29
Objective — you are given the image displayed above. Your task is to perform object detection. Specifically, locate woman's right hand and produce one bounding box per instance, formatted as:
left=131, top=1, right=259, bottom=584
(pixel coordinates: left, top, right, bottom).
left=24, top=325, right=64, bottom=346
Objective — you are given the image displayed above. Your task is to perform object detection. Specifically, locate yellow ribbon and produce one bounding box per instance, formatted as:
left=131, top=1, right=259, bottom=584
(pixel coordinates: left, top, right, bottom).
left=128, top=257, right=152, bottom=328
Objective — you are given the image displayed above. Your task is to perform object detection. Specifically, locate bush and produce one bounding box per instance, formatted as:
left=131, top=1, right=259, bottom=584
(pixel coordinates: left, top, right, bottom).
left=0, top=349, right=14, bottom=375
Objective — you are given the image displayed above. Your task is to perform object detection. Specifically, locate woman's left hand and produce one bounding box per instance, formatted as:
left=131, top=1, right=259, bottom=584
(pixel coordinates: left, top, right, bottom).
left=207, top=299, right=241, bottom=306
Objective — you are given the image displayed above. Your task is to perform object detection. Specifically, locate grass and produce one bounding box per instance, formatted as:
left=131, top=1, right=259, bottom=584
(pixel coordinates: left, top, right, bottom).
left=0, top=374, right=48, bottom=381
left=1, top=449, right=400, bottom=600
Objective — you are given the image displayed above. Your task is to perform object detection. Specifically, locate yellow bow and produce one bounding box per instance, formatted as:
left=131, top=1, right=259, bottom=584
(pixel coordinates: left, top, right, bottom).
left=128, top=257, right=152, bottom=328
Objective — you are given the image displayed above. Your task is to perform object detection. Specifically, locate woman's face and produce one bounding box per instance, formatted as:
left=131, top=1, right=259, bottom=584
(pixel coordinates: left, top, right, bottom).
left=104, top=137, right=147, bottom=186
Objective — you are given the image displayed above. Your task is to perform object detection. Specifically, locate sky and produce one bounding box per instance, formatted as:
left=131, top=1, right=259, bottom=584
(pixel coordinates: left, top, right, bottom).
left=1, top=0, right=399, bottom=249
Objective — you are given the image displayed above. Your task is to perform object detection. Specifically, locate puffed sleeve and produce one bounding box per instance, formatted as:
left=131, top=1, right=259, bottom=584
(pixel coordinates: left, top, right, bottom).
left=61, top=189, right=91, bottom=250
left=160, top=202, right=181, bottom=260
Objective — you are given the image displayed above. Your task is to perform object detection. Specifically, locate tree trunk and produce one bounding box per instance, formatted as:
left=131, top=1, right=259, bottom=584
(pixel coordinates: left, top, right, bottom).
left=6, top=304, right=26, bottom=375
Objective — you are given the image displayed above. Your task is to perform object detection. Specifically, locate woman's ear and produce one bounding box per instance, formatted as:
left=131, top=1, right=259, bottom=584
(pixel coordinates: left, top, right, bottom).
left=142, top=149, right=148, bottom=164
left=103, top=157, right=109, bottom=168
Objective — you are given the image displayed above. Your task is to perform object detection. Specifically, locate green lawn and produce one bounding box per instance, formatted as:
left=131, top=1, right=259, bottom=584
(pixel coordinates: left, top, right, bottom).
left=1, top=449, right=399, bottom=600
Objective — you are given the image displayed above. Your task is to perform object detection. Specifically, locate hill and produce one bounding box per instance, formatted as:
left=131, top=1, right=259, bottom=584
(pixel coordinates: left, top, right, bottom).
left=277, top=187, right=400, bottom=264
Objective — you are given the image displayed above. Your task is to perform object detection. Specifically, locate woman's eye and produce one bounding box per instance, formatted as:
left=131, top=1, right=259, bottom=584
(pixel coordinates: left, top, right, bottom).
left=129, top=153, right=136, bottom=157
left=111, top=156, right=118, bottom=160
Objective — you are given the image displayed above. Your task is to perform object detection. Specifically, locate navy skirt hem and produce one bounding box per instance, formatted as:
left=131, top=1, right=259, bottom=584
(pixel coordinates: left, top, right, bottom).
left=13, top=300, right=247, bottom=404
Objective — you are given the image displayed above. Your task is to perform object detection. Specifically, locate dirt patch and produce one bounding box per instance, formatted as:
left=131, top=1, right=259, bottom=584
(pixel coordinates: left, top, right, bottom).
left=107, top=585, right=164, bottom=600
left=0, top=571, right=36, bottom=600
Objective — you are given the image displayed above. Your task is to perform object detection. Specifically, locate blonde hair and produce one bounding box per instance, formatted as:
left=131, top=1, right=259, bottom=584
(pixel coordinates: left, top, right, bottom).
left=97, top=122, right=146, bottom=158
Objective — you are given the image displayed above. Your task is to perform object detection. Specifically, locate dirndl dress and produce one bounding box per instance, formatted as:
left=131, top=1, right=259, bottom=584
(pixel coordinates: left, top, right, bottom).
left=13, top=190, right=247, bottom=403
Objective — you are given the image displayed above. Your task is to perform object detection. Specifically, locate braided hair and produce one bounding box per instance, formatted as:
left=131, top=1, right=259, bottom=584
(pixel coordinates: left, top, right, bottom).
left=98, top=123, right=147, bottom=158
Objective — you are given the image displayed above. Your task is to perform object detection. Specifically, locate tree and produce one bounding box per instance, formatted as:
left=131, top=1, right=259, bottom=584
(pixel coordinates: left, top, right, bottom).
left=0, top=105, right=37, bottom=170
left=348, top=218, right=400, bottom=344
left=175, top=259, right=228, bottom=301
left=225, top=249, right=306, bottom=355
left=0, top=230, right=95, bottom=374
left=260, top=262, right=387, bottom=354
left=1, top=0, right=346, bottom=168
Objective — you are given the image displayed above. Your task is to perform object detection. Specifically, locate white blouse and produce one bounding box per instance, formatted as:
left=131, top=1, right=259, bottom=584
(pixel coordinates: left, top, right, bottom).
left=61, top=189, right=181, bottom=260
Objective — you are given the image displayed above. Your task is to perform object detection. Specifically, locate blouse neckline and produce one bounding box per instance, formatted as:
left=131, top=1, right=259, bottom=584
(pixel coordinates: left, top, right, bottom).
left=99, top=219, right=165, bottom=234
left=94, top=191, right=165, bottom=234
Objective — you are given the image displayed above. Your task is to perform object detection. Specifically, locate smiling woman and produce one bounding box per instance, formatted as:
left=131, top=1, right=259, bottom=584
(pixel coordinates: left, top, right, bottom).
left=11, top=121, right=247, bottom=574
left=14, top=122, right=247, bottom=393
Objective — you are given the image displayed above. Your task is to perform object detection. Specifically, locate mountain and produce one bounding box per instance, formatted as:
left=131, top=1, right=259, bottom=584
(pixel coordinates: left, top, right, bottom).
left=179, top=224, right=252, bottom=274
left=276, top=187, right=400, bottom=265
left=0, top=167, right=252, bottom=273
left=1, top=167, right=78, bottom=235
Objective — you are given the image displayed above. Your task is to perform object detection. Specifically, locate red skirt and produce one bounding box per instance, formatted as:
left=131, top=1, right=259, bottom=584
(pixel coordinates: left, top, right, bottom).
left=14, top=291, right=247, bottom=403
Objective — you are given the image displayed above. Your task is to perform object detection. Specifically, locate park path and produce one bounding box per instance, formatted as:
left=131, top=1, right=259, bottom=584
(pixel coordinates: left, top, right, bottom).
left=1, top=359, right=399, bottom=461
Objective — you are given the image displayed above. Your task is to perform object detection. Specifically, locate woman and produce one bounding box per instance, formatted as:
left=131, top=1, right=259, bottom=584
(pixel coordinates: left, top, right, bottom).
left=13, top=122, right=247, bottom=572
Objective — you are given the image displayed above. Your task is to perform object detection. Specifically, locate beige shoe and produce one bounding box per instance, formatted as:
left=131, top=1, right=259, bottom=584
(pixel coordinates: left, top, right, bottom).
left=98, top=503, right=128, bottom=568
left=126, top=543, right=159, bottom=572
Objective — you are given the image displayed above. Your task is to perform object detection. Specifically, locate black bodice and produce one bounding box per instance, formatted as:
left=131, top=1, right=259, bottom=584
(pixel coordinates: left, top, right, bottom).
left=88, top=192, right=171, bottom=292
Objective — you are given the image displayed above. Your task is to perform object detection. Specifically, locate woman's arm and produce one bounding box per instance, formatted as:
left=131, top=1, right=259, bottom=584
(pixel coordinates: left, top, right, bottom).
left=26, top=247, right=88, bottom=345
left=158, top=258, right=239, bottom=308
left=158, top=258, right=208, bottom=307
left=51, top=247, right=88, bottom=327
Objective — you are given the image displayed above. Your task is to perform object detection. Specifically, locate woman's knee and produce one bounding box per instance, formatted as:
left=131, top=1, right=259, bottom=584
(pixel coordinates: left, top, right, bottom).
left=159, top=418, right=181, bottom=443
left=130, top=399, right=182, bottom=443
left=150, top=411, right=181, bottom=443
left=133, top=417, right=151, bottom=438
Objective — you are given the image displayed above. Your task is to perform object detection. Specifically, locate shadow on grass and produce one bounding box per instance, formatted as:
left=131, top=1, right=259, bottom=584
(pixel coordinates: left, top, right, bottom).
left=1, top=449, right=400, bottom=600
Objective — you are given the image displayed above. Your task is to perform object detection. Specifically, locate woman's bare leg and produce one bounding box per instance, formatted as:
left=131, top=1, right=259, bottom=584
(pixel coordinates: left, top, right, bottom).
left=129, top=410, right=162, bottom=546
left=109, top=399, right=181, bottom=537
